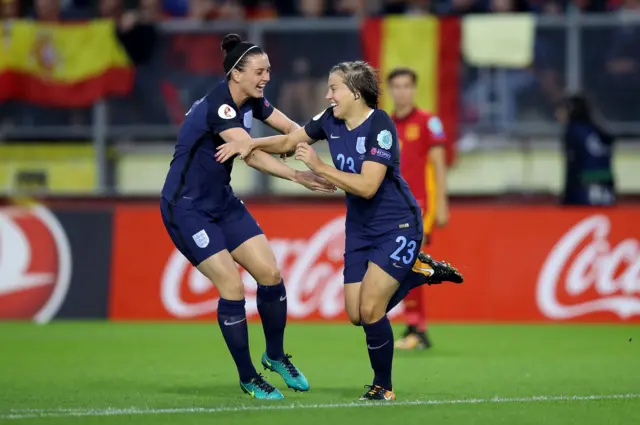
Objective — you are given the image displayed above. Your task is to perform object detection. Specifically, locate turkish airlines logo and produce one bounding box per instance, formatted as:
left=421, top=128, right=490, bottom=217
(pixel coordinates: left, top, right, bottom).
left=160, top=216, right=404, bottom=319
left=0, top=205, right=72, bottom=323
left=537, top=215, right=640, bottom=320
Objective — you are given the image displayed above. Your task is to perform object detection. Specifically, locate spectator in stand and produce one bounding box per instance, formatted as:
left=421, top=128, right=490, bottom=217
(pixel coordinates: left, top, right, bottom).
left=298, top=0, right=326, bottom=16
left=31, top=0, right=88, bottom=20
left=380, top=0, right=434, bottom=14
left=162, top=0, right=189, bottom=16
left=1, top=0, right=20, bottom=19
left=99, top=0, right=168, bottom=126
left=276, top=57, right=326, bottom=123
left=530, top=0, right=565, bottom=118
left=331, top=0, right=366, bottom=16
left=442, top=0, right=486, bottom=14
left=243, top=0, right=277, bottom=19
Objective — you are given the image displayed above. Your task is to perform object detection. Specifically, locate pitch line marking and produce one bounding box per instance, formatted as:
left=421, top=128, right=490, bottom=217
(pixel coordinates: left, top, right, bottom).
left=2, top=393, right=639, bottom=420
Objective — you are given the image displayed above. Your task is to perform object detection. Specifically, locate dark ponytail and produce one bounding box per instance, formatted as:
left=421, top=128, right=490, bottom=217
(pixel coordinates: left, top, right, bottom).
left=221, top=33, right=264, bottom=78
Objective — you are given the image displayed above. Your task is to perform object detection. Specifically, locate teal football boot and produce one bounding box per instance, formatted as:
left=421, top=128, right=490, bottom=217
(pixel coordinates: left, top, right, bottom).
left=261, top=353, right=310, bottom=392
left=239, top=374, right=284, bottom=400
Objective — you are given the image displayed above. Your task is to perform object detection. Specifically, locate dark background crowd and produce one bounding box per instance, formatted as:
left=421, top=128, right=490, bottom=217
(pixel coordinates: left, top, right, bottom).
left=1, top=0, right=639, bottom=138
left=1, top=0, right=638, bottom=20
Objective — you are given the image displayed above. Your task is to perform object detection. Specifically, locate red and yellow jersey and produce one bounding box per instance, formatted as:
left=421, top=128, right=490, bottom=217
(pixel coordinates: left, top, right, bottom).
left=392, top=108, right=446, bottom=235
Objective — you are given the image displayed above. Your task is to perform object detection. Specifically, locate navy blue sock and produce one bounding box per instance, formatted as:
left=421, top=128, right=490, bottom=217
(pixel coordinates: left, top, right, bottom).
left=386, top=271, right=425, bottom=313
left=217, top=298, right=257, bottom=383
left=362, top=315, right=394, bottom=390
left=257, top=280, right=287, bottom=360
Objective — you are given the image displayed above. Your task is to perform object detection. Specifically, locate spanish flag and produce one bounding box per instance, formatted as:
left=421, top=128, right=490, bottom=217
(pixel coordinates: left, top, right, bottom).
left=361, top=16, right=461, bottom=164
left=0, top=20, right=134, bottom=107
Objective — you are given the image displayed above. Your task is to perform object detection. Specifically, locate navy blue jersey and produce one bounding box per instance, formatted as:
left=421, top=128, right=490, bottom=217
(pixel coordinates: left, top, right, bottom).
left=161, top=81, right=274, bottom=213
left=304, top=107, right=422, bottom=236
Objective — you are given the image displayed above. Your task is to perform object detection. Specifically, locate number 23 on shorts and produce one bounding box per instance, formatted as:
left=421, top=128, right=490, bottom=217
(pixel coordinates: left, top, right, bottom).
left=390, top=235, right=417, bottom=265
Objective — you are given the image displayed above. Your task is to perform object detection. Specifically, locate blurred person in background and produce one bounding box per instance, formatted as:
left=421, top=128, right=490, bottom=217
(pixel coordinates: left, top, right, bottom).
left=556, top=93, right=616, bottom=206
left=298, top=0, right=326, bottom=16
left=380, top=0, right=434, bottom=14
left=330, top=0, right=365, bottom=16
left=387, top=67, right=449, bottom=350
left=98, top=0, right=167, bottom=126
left=1, top=0, right=19, bottom=19
left=277, top=57, right=326, bottom=124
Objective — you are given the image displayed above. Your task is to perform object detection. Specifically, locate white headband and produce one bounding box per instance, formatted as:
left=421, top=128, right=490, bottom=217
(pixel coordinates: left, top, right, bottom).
left=226, top=45, right=259, bottom=76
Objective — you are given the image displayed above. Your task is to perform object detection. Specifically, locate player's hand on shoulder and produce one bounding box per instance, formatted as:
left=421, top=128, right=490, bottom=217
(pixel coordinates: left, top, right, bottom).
left=215, top=138, right=253, bottom=163
left=294, top=170, right=336, bottom=193
left=295, top=143, right=323, bottom=172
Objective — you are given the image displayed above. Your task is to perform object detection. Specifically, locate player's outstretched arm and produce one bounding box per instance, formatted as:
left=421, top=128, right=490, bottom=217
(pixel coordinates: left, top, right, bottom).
left=263, top=107, right=301, bottom=135
left=215, top=127, right=313, bottom=163
left=295, top=143, right=386, bottom=199
left=244, top=150, right=336, bottom=193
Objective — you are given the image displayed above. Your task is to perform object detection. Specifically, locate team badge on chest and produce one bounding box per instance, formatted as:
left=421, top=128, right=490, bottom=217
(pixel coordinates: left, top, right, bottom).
left=405, top=123, right=420, bottom=142
left=356, top=137, right=366, bottom=154
left=243, top=110, right=253, bottom=129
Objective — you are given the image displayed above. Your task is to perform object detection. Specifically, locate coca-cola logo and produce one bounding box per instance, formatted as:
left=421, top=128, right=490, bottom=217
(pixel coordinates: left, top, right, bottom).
left=537, top=214, right=640, bottom=319
left=0, top=205, right=72, bottom=323
left=161, top=215, right=403, bottom=319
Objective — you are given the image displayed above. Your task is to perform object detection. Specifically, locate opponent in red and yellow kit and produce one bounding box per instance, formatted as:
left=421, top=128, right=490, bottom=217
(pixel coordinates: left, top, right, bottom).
left=393, top=108, right=447, bottom=349
left=395, top=109, right=446, bottom=236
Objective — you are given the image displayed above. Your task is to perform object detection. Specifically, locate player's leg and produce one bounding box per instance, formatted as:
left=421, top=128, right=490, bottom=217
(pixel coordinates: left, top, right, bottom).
left=357, top=232, right=431, bottom=401
left=160, top=200, right=282, bottom=400
left=386, top=253, right=463, bottom=313
left=225, top=203, right=309, bottom=392
left=357, top=261, right=399, bottom=401
left=344, top=282, right=363, bottom=325
left=342, top=235, right=371, bottom=326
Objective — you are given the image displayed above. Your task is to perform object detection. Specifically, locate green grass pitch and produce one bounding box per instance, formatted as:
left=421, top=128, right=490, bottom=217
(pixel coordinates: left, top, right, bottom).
left=1, top=322, right=639, bottom=425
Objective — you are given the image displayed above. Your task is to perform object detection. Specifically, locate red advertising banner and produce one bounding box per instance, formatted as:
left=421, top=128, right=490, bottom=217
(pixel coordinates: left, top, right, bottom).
left=109, top=203, right=640, bottom=323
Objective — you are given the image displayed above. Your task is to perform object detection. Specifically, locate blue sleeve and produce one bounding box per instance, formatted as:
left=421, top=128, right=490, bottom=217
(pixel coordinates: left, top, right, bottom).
left=303, top=108, right=330, bottom=141
left=206, top=97, right=243, bottom=135
left=363, top=110, right=397, bottom=167
left=253, top=97, right=275, bottom=121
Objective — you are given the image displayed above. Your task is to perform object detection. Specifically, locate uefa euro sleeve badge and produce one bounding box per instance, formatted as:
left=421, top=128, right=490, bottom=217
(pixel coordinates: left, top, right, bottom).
left=377, top=130, right=393, bottom=150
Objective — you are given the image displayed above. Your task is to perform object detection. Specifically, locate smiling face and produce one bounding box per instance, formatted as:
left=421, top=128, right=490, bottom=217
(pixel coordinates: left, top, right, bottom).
left=231, top=53, right=271, bottom=98
left=325, top=71, right=357, bottom=120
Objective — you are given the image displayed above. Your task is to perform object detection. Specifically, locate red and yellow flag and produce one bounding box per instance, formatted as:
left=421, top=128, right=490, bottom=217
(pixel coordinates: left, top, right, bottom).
left=0, top=20, right=134, bottom=107
left=361, top=16, right=461, bottom=164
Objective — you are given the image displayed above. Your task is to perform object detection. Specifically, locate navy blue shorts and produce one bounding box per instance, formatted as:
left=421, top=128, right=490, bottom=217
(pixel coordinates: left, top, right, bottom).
left=343, top=229, right=423, bottom=284
left=160, top=197, right=263, bottom=266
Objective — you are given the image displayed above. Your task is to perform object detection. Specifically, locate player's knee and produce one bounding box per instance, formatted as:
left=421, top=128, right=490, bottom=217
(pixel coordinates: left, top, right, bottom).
left=359, top=298, right=385, bottom=324
left=346, top=309, right=361, bottom=326
left=218, top=279, right=245, bottom=300
left=258, top=266, right=281, bottom=286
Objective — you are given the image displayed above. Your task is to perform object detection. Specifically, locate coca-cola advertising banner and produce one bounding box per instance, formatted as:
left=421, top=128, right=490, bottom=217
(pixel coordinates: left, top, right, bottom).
left=108, top=203, right=640, bottom=323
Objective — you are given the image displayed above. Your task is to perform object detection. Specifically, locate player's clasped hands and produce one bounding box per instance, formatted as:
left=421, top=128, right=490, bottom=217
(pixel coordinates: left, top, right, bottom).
left=215, top=139, right=253, bottom=163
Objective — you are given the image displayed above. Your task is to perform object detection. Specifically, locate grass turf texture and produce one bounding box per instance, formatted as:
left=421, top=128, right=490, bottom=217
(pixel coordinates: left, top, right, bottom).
left=1, top=323, right=639, bottom=424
